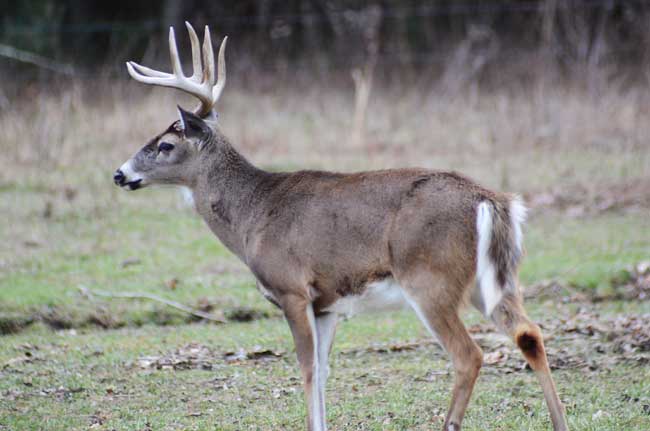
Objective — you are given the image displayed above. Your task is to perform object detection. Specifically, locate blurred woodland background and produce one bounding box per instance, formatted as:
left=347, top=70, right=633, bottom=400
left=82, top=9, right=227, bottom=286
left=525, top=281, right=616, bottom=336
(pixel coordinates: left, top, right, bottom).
left=4, top=0, right=650, bottom=86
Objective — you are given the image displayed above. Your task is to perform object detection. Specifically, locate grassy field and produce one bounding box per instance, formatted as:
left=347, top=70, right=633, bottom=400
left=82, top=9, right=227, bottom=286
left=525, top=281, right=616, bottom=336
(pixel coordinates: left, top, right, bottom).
left=1, top=304, right=650, bottom=431
left=1, top=79, right=649, bottom=430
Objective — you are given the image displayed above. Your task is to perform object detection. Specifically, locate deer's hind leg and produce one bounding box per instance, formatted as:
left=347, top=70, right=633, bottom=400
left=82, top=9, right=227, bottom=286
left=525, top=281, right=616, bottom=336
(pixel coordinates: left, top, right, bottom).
left=489, top=293, right=568, bottom=431
left=400, top=271, right=483, bottom=431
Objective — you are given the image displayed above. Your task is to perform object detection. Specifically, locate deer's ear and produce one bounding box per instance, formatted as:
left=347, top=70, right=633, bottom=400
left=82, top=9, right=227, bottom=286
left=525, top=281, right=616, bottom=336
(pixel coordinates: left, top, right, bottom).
left=177, top=106, right=211, bottom=141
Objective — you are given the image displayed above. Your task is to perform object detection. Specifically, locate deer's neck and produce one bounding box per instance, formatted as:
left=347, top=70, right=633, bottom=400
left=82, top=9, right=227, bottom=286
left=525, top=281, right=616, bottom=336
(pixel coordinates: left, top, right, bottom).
left=191, top=139, right=270, bottom=261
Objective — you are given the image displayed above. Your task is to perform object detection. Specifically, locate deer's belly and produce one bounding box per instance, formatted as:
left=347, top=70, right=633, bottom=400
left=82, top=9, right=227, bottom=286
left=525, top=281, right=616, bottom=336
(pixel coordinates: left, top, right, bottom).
left=324, top=277, right=408, bottom=317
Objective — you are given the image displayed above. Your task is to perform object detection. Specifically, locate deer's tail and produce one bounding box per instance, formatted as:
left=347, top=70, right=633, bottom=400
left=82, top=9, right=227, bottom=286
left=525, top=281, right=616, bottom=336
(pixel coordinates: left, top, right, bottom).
left=473, top=195, right=527, bottom=316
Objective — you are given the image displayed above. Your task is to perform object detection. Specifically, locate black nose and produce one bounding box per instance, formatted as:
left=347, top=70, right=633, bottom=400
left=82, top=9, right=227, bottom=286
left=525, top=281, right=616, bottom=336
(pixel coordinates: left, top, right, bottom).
left=113, top=169, right=125, bottom=186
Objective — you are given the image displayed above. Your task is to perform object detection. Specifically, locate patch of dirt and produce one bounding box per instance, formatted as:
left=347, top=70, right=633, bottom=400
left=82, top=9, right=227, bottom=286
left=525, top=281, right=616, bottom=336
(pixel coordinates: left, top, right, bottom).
left=223, top=346, right=285, bottom=363
left=606, top=261, right=650, bottom=301
left=340, top=341, right=435, bottom=357
left=130, top=311, right=650, bottom=374
left=2, top=343, right=45, bottom=372
left=86, top=307, right=125, bottom=329
left=39, top=385, right=85, bottom=401
left=38, top=307, right=75, bottom=330
left=225, top=306, right=272, bottom=322
left=0, top=313, right=35, bottom=335
left=0, top=303, right=276, bottom=336
left=135, top=343, right=285, bottom=370
left=473, top=310, right=650, bottom=373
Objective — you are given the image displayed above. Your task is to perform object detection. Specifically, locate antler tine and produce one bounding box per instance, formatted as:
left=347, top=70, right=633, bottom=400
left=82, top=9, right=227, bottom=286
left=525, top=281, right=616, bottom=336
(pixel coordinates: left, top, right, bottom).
left=168, top=27, right=184, bottom=78
left=127, top=61, right=171, bottom=79
left=126, top=62, right=172, bottom=85
left=212, top=36, right=228, bottom=103
left=126, top=23, right=228, bottom=117
left=185, top=22, right=203, bottom=81
left=202, top=26, right=216, bottom=85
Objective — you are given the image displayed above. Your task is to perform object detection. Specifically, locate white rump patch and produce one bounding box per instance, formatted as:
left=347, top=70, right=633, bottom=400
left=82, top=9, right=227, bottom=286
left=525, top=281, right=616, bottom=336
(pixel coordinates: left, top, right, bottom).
left=324, top=277, right=407, bottom=318
left=476, top=201, right=502, bottom=316
left=509, top=195, right=527, bottom=254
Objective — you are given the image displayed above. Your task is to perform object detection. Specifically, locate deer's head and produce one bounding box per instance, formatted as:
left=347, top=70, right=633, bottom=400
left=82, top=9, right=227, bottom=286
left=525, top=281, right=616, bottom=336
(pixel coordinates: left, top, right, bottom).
left=114, top=23, right=227, bottom=191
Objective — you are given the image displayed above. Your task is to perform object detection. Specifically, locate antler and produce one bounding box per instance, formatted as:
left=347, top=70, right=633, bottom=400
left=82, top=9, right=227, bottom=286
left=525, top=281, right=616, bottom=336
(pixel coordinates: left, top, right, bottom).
left=126, top=22, right=227, bottom=117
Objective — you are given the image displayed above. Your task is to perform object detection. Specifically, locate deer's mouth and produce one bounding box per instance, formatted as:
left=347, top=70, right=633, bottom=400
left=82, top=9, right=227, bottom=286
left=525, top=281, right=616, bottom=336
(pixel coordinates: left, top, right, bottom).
left=125, top=179, right=143, bottom=190
left=114, top=161, right=147, bottom=191
left=114, top=174, right=144, bottom=191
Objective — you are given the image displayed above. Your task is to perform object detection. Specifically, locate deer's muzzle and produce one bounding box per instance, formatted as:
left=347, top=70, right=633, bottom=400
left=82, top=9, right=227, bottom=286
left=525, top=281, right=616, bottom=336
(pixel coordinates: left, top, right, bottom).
left=113, top=163, right=145, bottom=191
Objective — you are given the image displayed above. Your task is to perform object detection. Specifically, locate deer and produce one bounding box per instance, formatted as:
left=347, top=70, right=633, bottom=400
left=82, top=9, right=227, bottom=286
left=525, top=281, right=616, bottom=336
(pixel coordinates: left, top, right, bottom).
left=114, top=23, right=568, bottom=431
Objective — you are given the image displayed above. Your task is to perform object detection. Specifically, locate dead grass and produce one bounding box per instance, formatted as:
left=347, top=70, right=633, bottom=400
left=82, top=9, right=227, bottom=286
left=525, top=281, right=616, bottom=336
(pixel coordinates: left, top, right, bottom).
left=1, top=77, right=649, bottom=197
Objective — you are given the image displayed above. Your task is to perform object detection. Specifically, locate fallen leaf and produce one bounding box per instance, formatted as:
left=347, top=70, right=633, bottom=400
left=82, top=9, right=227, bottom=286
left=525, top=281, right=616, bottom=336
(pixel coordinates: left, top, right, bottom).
left=484, top=350, right=508, bottom=365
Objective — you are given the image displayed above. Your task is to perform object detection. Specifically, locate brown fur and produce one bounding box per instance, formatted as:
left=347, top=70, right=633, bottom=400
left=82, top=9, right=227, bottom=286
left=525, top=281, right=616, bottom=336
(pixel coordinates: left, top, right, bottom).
left=515, top=326, right=544, bottom=369
left=116, top=111, right=568, bottom=431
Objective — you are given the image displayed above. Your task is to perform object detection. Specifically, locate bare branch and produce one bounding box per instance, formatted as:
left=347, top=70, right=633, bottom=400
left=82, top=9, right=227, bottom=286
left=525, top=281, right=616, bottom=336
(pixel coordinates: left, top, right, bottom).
left=77, top=286, right=226, bottom=323
left=0, top=43, right=75, bottom=76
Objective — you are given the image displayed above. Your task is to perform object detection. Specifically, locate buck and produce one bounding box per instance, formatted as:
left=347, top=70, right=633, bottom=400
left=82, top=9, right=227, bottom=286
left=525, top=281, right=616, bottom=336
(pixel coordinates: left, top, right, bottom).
left=114, top=23, right=568, bottom=431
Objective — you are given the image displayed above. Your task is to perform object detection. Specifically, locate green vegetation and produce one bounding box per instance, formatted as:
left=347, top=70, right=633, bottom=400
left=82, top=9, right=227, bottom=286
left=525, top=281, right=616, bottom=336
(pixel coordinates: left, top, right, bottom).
left=1, top=179, right=649, bottom=429
left=1, top=306, right=650, bottom=430
left=522, top=213, right=650, bottom=290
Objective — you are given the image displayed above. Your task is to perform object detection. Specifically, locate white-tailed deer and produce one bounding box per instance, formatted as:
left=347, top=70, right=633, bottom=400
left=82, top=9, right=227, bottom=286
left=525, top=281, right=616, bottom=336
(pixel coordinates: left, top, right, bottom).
left=114, top=23, right=568, bottom=431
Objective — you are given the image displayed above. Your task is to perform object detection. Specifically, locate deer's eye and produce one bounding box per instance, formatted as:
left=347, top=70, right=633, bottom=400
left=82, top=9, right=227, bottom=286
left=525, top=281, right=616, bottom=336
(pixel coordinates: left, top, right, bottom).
left=158, top=142, right=175, bottom=153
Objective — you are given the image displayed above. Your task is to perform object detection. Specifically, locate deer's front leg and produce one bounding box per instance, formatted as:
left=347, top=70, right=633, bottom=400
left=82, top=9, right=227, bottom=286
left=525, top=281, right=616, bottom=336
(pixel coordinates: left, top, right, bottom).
left=314, top=312, right=337, bottom=424
left=284, top=296, right=326, bottom=431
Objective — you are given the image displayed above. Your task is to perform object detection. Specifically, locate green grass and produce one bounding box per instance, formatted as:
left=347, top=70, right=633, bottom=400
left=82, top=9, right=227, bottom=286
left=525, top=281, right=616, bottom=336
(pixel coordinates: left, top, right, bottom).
left=0, top=185, right=276, bottom=328
left=1, top=308, right=649, bottom=430
left=521, top=212, right=650, bottom=290
left=1, top=181, right=649, bottom=430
